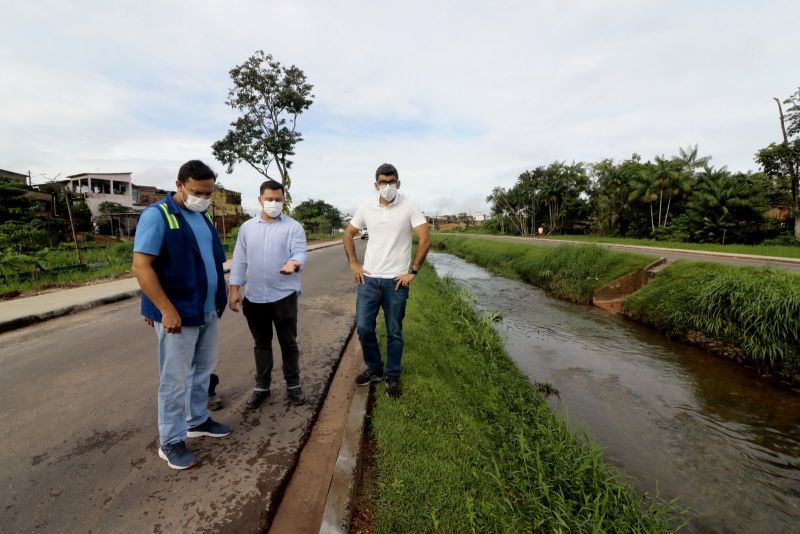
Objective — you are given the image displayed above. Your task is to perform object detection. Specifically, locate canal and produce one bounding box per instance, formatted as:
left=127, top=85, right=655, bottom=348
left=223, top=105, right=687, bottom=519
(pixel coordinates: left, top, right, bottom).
left=428, top=252, right=800, bottom=533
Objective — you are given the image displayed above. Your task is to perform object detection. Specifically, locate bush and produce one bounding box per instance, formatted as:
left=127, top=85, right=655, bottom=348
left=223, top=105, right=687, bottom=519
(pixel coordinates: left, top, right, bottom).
left=623, top=261, right=800, bottom=383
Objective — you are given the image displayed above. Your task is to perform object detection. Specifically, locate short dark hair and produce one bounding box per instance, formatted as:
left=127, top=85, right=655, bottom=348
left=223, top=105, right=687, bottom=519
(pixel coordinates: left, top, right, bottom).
left=375, top=163, right=398, bottom=181
left=260, top=179, right=284, bottom=195
left=177, top=160, right=217, bottom=184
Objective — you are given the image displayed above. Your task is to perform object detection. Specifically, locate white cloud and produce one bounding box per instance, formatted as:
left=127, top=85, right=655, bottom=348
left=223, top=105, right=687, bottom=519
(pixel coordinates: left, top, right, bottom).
left=1, top=0, right=798, bottom=217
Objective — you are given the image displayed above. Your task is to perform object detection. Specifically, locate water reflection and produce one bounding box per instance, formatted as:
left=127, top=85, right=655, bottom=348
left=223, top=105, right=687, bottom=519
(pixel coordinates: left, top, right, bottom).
left=428, top=252, right=800, bottom=533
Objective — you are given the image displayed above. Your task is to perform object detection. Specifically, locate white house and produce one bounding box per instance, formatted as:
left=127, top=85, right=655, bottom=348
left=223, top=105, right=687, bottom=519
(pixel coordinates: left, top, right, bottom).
left=65, top=172, right=134, bottom=217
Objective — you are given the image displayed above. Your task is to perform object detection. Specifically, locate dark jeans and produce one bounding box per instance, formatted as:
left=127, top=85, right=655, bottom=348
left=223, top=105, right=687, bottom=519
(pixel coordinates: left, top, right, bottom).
left=243, top=293, right=300, bottom=390
left=356, top=277, right=409, bottom=378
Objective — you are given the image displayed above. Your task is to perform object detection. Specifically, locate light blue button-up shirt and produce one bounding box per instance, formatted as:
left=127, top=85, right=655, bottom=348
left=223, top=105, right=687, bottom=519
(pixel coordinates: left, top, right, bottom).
left=229, top=214, right=308, bottom=303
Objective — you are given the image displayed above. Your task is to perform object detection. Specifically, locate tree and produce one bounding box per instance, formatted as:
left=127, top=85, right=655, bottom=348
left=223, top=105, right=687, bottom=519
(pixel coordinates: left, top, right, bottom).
left=629, top=156, right=689, bottom=232
left=212, top=50, right=314, bottom=205
left=291, top=199, right=342, bottom=235
left=686, top=167, right=764, bottom=243
left=0, top=181, right=35, bottom=223
left=755, top=87, right=800, bottom=243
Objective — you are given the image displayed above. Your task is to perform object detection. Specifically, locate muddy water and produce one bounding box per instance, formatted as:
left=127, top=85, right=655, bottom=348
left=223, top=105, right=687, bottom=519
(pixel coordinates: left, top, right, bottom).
left=427, top=252, right=800, bottom=533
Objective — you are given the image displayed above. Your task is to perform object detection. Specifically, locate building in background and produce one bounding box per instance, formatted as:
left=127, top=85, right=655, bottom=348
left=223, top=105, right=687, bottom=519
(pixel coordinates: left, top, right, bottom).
left=210, top=185, right=244, bottom=235
left=64, top=172, right=134, bottom=217
left=0, top=168, right=28, bottom=185
left=132, top=184, right=167, bottom=207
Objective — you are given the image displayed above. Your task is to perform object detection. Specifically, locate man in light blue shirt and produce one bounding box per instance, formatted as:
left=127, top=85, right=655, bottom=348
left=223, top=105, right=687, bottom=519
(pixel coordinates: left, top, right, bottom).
left=228, top=180, right=308, bottom=408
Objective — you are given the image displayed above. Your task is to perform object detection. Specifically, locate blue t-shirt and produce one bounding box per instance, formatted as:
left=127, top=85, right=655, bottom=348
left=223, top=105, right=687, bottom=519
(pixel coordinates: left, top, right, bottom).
left=134, top=205, right=218, bottom=314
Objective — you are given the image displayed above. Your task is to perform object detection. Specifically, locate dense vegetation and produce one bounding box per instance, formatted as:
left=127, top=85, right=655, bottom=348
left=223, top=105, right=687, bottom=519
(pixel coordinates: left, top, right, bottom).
left=368, top=265, right=675, bottom=532
left=484, top=145, right=794, bottom=245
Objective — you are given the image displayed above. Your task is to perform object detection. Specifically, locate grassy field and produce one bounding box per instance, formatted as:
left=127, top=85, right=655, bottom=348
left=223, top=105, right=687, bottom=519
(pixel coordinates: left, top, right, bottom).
left=366, top=264, right=675, bottom=532
left=0, top=241, right=135, bottom=294
left=440, top=228, right=800, bottom=259
left=623, top=261, right=800, bottom=384
left=431, top=234, right=655, bottom=303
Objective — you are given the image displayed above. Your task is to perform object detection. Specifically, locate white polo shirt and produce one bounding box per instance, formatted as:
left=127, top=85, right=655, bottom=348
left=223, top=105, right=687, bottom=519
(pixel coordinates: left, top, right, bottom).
left=350, top=193, right=428, bottom=278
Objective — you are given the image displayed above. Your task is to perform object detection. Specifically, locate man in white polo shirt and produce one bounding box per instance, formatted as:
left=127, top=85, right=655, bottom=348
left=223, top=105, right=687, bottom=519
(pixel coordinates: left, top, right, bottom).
left=343, top=163, right=431, bottom=399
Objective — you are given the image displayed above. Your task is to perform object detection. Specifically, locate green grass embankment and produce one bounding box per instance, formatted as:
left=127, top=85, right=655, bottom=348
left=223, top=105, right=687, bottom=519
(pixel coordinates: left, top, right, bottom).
left=623, top=261, right=800, bottom=384
left=438, top=228, right=800, bottom=260
left=368, top=265, right=674, bottom=532
left=431, top=234, right=656, bottom=303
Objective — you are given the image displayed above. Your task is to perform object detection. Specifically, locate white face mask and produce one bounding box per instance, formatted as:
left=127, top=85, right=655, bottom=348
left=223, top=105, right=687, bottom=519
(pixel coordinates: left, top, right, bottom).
left=262, top=200, right=283, bottom=218
left=379, top=183, right=397, bottom=201
left=182, top=190, right=211, bottom=212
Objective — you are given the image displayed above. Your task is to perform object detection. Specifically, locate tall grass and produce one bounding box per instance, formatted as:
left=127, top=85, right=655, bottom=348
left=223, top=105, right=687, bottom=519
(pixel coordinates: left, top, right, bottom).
left=432, top=234, right=655, bottom=303
left=623, top=261, right=800, bottom=383
left=368, top=265, right=676, bottom=532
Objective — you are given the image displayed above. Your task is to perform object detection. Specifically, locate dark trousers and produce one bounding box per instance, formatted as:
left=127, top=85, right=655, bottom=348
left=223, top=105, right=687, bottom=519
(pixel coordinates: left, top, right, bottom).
left=243, top=293, right=300, bottom=390
left=356, top=277, right=409, bottom=378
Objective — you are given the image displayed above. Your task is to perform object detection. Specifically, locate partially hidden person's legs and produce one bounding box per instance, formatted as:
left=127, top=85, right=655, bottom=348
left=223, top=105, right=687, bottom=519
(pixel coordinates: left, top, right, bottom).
left=243, top=298, right=275, bottom=409
left=355, top=277, right=385, bottom=385
left=207, top=372, right=222, bottom=411
left=273, top=292, right=304, bottom=405
left=383, top=278, right=409, bottom=398
left=155, top=321, right=201, bottom=469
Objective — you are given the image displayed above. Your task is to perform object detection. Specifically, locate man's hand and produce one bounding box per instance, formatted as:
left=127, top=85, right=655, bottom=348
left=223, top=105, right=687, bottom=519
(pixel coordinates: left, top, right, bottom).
left=144, top=317, right=154, bottom=328
left=161, top=305, right=182, bottom=333
left=394, top=273, right=415, bottom=290
left=279, top=260, right=300, bottom=275
left=228, top=286, right=244, bottom=313
left=350, top=262, right=370, bottom=285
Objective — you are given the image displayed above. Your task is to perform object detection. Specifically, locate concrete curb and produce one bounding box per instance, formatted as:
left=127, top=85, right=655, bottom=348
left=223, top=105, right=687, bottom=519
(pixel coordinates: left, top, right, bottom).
left=0, top=290, right=141, bottom=334
left=0, top=239, right=343, bottom=335
left=268, top=331, right=366, bottom=533
left=320, top=382, right=369, bottom=533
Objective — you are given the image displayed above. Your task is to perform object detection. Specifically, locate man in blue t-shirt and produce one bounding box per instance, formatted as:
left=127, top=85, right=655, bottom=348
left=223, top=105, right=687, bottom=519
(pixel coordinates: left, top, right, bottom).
left=132, top=160, right=231, bottom=470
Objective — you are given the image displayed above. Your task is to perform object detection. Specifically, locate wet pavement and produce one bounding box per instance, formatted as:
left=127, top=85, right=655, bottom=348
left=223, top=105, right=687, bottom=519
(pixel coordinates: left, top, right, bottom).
left=0, top=242, right=362, bottom=533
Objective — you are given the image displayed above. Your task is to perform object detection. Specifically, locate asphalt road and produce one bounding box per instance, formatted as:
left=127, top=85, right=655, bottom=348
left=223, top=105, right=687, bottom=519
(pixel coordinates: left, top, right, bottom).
left=445, top=234, right=800, bottom=271
left=0, top=241, right=363, bottom=533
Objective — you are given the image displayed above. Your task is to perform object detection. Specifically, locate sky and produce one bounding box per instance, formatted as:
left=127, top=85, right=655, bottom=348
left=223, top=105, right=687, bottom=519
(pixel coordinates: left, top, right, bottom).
left=2, top=0, right=798, bottom=216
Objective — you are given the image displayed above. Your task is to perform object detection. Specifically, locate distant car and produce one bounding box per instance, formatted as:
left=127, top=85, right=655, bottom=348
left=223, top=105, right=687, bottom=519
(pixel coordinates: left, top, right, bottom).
left=359, top=228, right=369, bottom=240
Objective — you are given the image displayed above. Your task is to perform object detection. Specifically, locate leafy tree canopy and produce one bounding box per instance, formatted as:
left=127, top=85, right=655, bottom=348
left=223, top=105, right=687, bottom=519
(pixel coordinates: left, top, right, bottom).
left=212, top=50, right=314, bottom=205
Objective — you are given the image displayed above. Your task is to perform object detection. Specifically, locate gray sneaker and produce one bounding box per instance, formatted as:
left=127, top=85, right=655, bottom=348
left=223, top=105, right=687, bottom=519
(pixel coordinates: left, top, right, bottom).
left=158, top=441, right=199, bottom=470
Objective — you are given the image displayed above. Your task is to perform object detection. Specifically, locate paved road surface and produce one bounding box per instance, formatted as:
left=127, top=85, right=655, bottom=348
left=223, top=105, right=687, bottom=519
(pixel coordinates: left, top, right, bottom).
left=444, top=234, right=800, bottom=271
left=0, top=242, right=362, bottom=533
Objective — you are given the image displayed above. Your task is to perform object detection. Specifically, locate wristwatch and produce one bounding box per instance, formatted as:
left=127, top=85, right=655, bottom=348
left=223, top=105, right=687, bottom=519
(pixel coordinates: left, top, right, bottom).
left=410, top=267, right=419, bottom=275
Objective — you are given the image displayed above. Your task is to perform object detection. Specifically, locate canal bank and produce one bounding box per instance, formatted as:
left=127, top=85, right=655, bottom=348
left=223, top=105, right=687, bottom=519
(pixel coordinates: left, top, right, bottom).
left=431, top=234, right=800, bottom=386
left=427, top=251, right=800, bottom=533
left=357, top=264, right=674, bottom=532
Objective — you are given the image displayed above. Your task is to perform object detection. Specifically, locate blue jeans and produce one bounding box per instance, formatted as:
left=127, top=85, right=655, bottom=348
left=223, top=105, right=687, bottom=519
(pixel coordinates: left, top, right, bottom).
left=154, top=311, right=218, bottom=446
left=356, top=277, right=409, bottom=378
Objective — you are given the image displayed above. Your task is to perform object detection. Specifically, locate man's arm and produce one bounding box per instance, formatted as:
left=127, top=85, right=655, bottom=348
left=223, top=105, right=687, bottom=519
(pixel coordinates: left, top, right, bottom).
left=131, top=252, right=182, bottom=332
left=280, top=222, right=308, bottom=274
left=343, top=223, right=369, bottom=284
left=394, top=223, right=431, bottom=289
left=411, top=222, right=431, bottom=271
left=228, top=225, right=247, bottom=312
